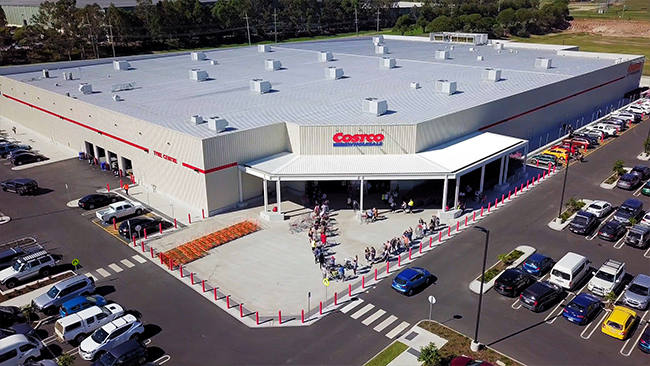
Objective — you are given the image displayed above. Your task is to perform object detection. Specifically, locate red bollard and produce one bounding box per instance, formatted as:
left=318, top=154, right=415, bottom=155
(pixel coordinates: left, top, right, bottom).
left=553, top=165, right=556, bottom=173
left=409, top=248, right=412, bottom=260
left=144, top=229, right=147, bottom=239
left=514, top=187, right=517, bottom=196
left=301, top=310, right=304, bottom=324
left=214, top=288, right=218, bottom=300
left=279, top=310, right=282, bottom=324
left=319, top=302, right=323, bottom=315
left=386, top=261, right=390, bottom=274
left=256, top=312, right=259, bottom=325
left=106, top=183, right=110, bottom=192
left=169, top=260, right=174, bottom=271
left=132, top=235, right=136, bottom=246
left=536, top=159, right=539, bottom=167
left=481, top=207, right=484, bottom=217
left=439, top=231, right=442, bottom=242
left=502, top=194, right=505, bottom=203
left=543, top=171, right=546, bottom=179
left=159, top=223, right=163, bottom=234
left=150, top=247, right=154, bottom=258
left=226, top=295, right=230, bottom=308
left=180, top=265, right=183, bottom=278
left=202, top=209, right=205, bottom=219
left=374, top=268, right=378, bottom=281
left=202, top=279, right=205, bottom=292
left=141, top=241, right=145, bottom=252
left=465, top=216, right=468, bottom=226
left=521, top=183, right=524, bottom=191
left=363, top=275, right=366, bottom=288
left=429, top=236, right=433, bottom=248
left=495, top=198, right=498, bottom=208
left=508, top=191, right=511, bottom=200
left=120, top=179, right=123, bottom=188
left=488, top=202, right=491, bottom=212
left=239, top=304, right=243, bottom=318
left=457, top=221, right=460, bottom=231
left=538, top=173, right=541, bottom=182
left=190, top=272, right=194, bottom=285
left=527, top=180, right=529, bottom=189
left=188, top=213, right=191, bottom=224
left=113, top=218, right=116, bottom=230
left=159, top=253, right=164, bottom=264
left=174, top=218, right=177, bottom=229
left=334, top=292, right=338, bottom=305
left=398, top=255, right=401, bottom=267
left=448, top=226, right=451, bottom=237
left=473, top=211, right=476, bottom=221
left=419, top=243, right=423, bottom=254
left=349, top=284, right=352, bottom=297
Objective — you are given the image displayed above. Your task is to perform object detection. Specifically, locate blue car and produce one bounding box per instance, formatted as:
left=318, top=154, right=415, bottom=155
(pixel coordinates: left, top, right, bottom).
left=639, top=326, right=650, bottom=354
left=562, top=293, right=602, bottom=325
left=59, top=295, right=107, bottom=318
left=522, top=253, right=554, bottom=276
left=391, top=267, right=432, bottom=296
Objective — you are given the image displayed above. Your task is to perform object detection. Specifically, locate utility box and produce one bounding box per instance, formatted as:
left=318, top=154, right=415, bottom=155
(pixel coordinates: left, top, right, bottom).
left=494, top=43, right=504, bottom=50
left=373, top=35, right=384, bottom=45
left=191, top=52, right=206, bottom=61
left=362, top=97, right=388, bottom=116
left=375, top=45, right=388, bottom=55
left=410, top=82, right=420, bottom=90
left=258, top=45, right=271, bottom=53
left=326, top=66, right=344, bottom=80
left=189, top=69, right=208, bottom=81
left=265, top=59, right=282, bottom=71
left=113, top=60, right=130, bottom=71
left=379, top=57, right=396, bottom=69
left=191, top=115, right=204, bottom=125
left=78, top=83, right=93, bottom=95
left=42, top=69, right=49, bottom=78
left=318, top=51, right=333, bottom=62
left=63, top=72, right=73, bottom=81
left=210, top=60, right=218, bottom=65
left=208, top=116, right=229, bottom=132
left=535, top=57, right=552, bottom=69
left=250, top=79, right=271, bottom=94
left=481, top=68, right=501, bottom=82
left=435, top=50, right=449, bottom=60
left=435, top=80, right=457, bottom=95
left=477, top=56, right=484, bottom=61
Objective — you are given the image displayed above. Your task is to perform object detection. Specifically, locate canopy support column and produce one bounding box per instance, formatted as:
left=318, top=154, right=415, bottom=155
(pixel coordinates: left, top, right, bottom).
left=454, top=176, right=461, bottom=209
left=263, top=179, right=269, bottom=212
left=276, top=180, right=282, bottom=213
left=442, top=176, right=448, bottom=211
left=360, top=178, right=364, bottom=212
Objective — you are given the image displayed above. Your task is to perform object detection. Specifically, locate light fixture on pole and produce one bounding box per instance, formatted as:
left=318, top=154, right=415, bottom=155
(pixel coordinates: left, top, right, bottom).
left=557, top=124, right=573, bottom=219
left=471, top=226, right=490, bottom=352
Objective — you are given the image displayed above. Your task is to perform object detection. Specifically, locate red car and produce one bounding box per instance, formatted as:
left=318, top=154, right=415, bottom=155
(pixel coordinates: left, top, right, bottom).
left=552, top=144, right=581, bottom=154
left=451, top=356, right=495, bottom=366
left=563, top=138, right=589, bottom=150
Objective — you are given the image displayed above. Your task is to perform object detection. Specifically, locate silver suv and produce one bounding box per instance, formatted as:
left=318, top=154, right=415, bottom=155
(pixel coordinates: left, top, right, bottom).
left=623, top=274, right=650, bottom=310
left=32, top=275, right=95, bottom=315
left=0, top=251, right=57, bottom=289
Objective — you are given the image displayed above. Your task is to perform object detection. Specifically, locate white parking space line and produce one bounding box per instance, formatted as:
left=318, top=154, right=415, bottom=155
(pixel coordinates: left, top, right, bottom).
left=620, top=309, right=649, bottom=357
left=374, top=315, right=398, bottom=332
left=626, top=320, right=649, bottom=357
left=96, top=268, right=111, bottom=277
left=581, top=309, right=611, bottom=340
left=361, top=309, right=386, bottom=326
left=108, top=263, right=123, bottom=273
left=143, top=339, right=152, bottom=345
left=65, top=347, right=79, bottom=355
left=84, top=273, right=98, bottom=282
left=350, top=304, right=375, bottom=319
left=120, top=259, right=135, bottom=268
left=154, top=355, right=171, bottom=365
left=132, top=255, right=147, bottom=264
left=385, top=321, right=410, bottom=339
left=340, top=299, right=364, bottom=314
left=633, top=183, right=646, bottom=197
left=511, top=298, right=522, bottom=310
left=546, top=293, right=576, bottom=324
left=644, top=246, right=650, bottom=259
left=613, top=235, right=627, bottom=249
left=586, top=211, right=616, bottom=240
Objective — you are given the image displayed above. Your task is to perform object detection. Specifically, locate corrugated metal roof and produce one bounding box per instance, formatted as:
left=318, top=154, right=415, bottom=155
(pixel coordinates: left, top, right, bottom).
left=4, top=37, right=629, bottom=140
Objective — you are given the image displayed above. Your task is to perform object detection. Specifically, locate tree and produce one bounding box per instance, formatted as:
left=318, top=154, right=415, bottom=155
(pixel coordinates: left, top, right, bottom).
left=0, top=5, right=7, bottom=27
left=416, top=15, right=428, bottom=33
left=613, top=159, right=625, bottom=177
left=32, top=0, right=83, bottom=60
left=393, top=14, right=414, bottom=35
left=644, top=137, right=650, bottom=155
left=417, top=342, right=442, bottom=366
left=56, top=353, right=76, bottom=366
left=427, top=15, right=453, bottom=32
left=497, top=8, right=517, bottom=30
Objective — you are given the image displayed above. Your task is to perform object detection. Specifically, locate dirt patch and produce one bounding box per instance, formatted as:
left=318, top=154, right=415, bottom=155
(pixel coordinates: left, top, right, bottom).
left=568, top=19, right=650, bottom=38
left=0, top=272, right=74, bottom=303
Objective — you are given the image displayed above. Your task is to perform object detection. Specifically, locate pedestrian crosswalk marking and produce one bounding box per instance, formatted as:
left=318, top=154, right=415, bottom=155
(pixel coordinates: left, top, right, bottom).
left=374, top=315, right=398, bottom=332
left=385, top=321, right=410, bottom=339
left=132, top=255, right=147, bottom=263
left=84, top=273, right=98, bottom=282
left=340, top=299, right=364, bottom=314
left=120, top=259, right=135, bottom=268
left=350, top=304, right=375, bottom=319
left=108, top=263, right=123, bottom=273
left=96, top=268, right=111, bottom=278
left=361, top=309, right=386, bottom=326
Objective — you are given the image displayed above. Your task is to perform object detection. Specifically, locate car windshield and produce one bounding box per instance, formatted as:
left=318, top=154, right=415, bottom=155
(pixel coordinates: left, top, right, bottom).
left=552, top=269, right=570, bottom=280
left=595, top=271, right=615, bottom=282
left=620, top=176, right=632, bottom=182
left=566, top=301, right=585, bottom=312
left=525, top=259, right=539, bottom=267
left=98, top=350, right=117, bottom=366
left=92, top=328, right=109, bottom=343
left=589, top=204, right=603, bottom=210
left=573, top=216, right=588, bottom=225
left=394, top=278, right=407, bottom=285
left=86, top=296, right=98, bottom=303
left=12, top=261, right=22, bottom=271
left=629, top=284, right=650, bottom=296
left=620, top=207, right=634, bottom=216
left=629, top=231, right=642, bottom=240
left=47, top=286, right=60, bottom=299
left=607, top=321, right=623, bottom=330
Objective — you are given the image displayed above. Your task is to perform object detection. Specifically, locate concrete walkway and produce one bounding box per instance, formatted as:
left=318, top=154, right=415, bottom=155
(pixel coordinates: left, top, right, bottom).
left=383, top=324, right=449, bottom=366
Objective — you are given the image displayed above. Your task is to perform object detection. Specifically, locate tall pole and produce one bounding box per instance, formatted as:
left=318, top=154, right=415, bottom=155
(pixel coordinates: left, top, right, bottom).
left=473, top=227, right=490, bottom=350
left=274, top=8, right=278, bottom=44
left=108, top=20, right=116, bottom=59
left=376, top=9, right=380, bottom=33
left=245, top=11, right=251, bottom=46
left=558, top=125, right=573, bottom=219
left=355, top=8, right=359, bottom=36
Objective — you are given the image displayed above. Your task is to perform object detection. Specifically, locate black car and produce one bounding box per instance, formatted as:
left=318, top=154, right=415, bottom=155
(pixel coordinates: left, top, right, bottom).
left=573, top=133, right=600, bottom=146
left=569, top=211, right=598, bottom=235
left=78, top=193, right=123, bottom=210
left=1, top=178, right=38, bottom=195
left=631, top=165, right=650, bottom=180
left=0, top=143, right=31, bottom=158
left=519, top=281, right=563, bottom=312
left=0, top=247, right=25, bottom=270
left=118, top=217, right=161, bottom=238
left=640, top=326, right=650, bottom=354
left=0, top=305, right=24, bottom=327
left=11, top=152, right=46, bottom=166
left=494, top=268, right=534, bottom=297
left=598, top=220, right=627, bottom=241
left=91, top=339, right=148, bottom=366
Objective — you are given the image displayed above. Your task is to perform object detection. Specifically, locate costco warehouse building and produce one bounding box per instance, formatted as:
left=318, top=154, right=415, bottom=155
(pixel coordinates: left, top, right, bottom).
left=0, top=34, right=644, bottom=219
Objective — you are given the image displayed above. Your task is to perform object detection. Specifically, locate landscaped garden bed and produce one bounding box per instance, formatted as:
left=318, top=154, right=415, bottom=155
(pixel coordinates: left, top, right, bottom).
left=0, top=271, right=74, bottom=303
left=468, top=246, right=536, bottom=294
left=558, top=197, right=586, bottom=223
left=363, top=341, right=408, bottom=366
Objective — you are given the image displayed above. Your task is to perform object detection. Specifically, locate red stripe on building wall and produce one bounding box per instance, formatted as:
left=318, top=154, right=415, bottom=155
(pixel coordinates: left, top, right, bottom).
left=478, top=76, right=626, bottom=131
left=2, top=94, right=150, bottom=153
left=182, top=161, right=238, bottom=174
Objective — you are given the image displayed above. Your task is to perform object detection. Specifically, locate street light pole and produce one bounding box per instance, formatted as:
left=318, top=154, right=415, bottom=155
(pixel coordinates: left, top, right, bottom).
left=471, top=226, right=490, bottom=352
left=558, top=124, right=573, bottom=219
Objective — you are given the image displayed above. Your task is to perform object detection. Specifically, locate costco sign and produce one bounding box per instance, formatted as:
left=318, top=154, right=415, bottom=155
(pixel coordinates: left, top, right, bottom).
left=333, top=133, right=384, bottom=147
left=628, top=62, right=643, bottom=76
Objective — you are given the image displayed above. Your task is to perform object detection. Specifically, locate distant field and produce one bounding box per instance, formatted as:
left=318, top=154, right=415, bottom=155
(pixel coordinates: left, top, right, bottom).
left=512, top=32, right=650, bottom=75
left=569, top=0, right=650, bottom=20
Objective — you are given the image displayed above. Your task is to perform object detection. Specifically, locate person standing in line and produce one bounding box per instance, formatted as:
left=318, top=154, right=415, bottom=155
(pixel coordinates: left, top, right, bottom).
left=318, top=251, right=325, bottom=268
left=12, top=126, right=17, bottom=134
left=353, top=255, right=358, bottom=276
left=124, top=184, right=129, bottom=195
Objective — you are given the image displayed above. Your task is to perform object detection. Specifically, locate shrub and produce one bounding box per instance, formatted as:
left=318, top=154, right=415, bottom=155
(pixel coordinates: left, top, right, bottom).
left=629, top=218, right=637, bottom=226
left=566, top=197, right=585, bottom=211
left=480, top=267, right=501, bottom=283
left=418, top=342, right=442, bottom=366
left=604, top=291, right=617, bottom=304
left=498, top=250, right=524, bottom=265
left=612, top=160, right=625, bottom=177
left=57, top=354, right=76, bottom=366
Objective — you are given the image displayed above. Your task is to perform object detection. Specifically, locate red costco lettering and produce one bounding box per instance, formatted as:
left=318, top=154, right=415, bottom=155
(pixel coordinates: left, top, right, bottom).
left=154, top=151, right=162, bottom=158
left=332, top=133, right=385, bottom=143
left=628, top=62, right=643, bottom=75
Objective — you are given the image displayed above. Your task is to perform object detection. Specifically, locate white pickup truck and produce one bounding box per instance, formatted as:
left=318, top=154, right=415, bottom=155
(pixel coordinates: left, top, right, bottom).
left=96, top=201, right=144, bottom=223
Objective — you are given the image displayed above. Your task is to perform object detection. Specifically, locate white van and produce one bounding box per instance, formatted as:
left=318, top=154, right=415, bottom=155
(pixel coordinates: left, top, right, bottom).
left=54, top=303, right=124, bottom=344
left=549, top=252, right=591, bottom=291
left=0, top=334, right=43, bottom=366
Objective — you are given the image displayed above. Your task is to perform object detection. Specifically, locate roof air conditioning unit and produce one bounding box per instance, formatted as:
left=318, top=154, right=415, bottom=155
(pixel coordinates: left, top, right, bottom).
left=208, top=116, right=229, bottom=132
left=42, top=69, right=49, bottom=78
left=318, top=51, right=333, bottom=62
left=450, top=46, right=455, bottom=50
left=191, top=52, right=206, bottom=61
left=258, top=45, right=271, bottom=53
left=265, top=59, right=282, bottom=71
left=375, top=45, right=388, bottom=55
left=435, top=50, right=449, bottom=60
left=373, top=35, right=384, bottom=45
left=379, top=57, right=396, bottom=69
left=78, top=83, right=93, bottom=95
left=191, top=115, right=204, bottom=125
left=63, top=72, right=73, bottom=81
left=113, top=95, right=122, bottom=102
left=435, top=80, right=456, bottom=95
left=326, top=66, right=344, bottom=80
left=362, top=97, right=388, bottom=116
left=494, top=43, right=504, bottom=50
left=250, top=79, right=271, bottom=94
left=189, top=69, right=208, bottom=81
left=481, top=68, right=501, bottom=82
left=477, top=56, right=484, bottom=61
left=469, top=47, right=475, bottom=52
left=113, top=60, right=130, bottom=71
left=535, top=57, right=552, bottom=69
left=210, top=60, right=218, bottom=65
left=410, top=82, right=420, bottom=90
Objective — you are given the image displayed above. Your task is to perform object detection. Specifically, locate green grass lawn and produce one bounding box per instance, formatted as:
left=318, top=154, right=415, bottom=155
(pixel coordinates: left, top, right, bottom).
left=364, top=341, right=408, bottom=366
left=570, top=0, right=650, bottom=20
left=512, top=32, right=650, bottom=75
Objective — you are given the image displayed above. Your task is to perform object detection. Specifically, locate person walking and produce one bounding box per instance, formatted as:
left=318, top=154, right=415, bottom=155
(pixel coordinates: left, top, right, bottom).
left=338, top=266, right=346, bottom=282
left=318, top=251, right=325, bottom=268
left=124, top=184, right=129, bottom=195
left=12, top=126, right=17, bottom=134
left=353, top=255, right=358, bottom=276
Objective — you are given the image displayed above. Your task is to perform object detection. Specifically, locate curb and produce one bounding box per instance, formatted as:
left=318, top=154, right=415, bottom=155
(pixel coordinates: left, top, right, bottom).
left=0, top=215, right=10, bottom=225
left=468, top=245, right=536, bottom=295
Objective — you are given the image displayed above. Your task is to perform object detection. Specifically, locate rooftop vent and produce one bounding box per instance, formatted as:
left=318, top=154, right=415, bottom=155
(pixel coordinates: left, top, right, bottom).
left=191, top=115, right=205, bottom=125
left=410, top=82, right=420, bottom=90
left=258, top=45, right=271, bottom=53
left=113, top=60, right=130, bottom=71
left=110, top=82, right=136, bottom=92
left=42, top=69, right=49, bottom=78
left=435, top=50, right=449, bottom=60
left=318, top=51, right=333, bottom=62
left=210, top=60, right=218, bottom=65
left=250, top=79, right=271, bottom=94
left=469, top=47, right=475, bottom=52
left=191, top=52, right=206, bottom=61
left=63, top=72, right=73, bottom=81
left=189, top=69, right=208, bottom=81
left=380, top=57, right=396, bottom=69
left=208, top=116, right=229, bottom=132
left=494, top=43, right=504, bottom=50
left=535, top=57, right=552, bottom=69
left=362, top=97, right=388, bottom=116
left=326, top=66, right=344, bottom=80
left=373, top=35, right=384, bottom=45
left=375, top=45, right=388, bottom=55
left=481, top=68, right=501, bottom=82
left=113, top=95, right=122, bottom=102
left=509, top=49, right=514, bottom=53
left=265, top=59, right=282, bottom=71
left=78, top=83, right=93, bottom=95
left=435, top=80, right=457, bottom=95
left=477, top=56, right=484, bottom=61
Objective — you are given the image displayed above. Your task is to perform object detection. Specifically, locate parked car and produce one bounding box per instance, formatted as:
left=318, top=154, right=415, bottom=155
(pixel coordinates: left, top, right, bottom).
left=0, top=178, right=38, bottom=195
left=10, top=152, right=47, bottom=166
left=8, top=149, right=32, bottom=160
left=90, top=339, right=148, bottom=366
left=625, top=224, right=650, bottom=249
left=631, top=165, right=650, bottom=180
left=562, top=293, right=602, bottom=325
left=602, top=118, right=627, bottom=131
left=118, top=217, right=162, bottom=239
left=521, top=253, right=554, bottom=277
left=529, top=154, right=556, bottom=167
left=0, top=334, right=43, bottom=366
left=588, top=259, right=626, bottom=297
left=553, top=144, right=581, bottom=155
left=519, top=281, right=563, bottom=312
left=60, top=295, right=108, bottom=318
left=542, top=148, right=568, bottom=162
left=0, top=251, right=57, bottom=289
left=602, top=306, right=637, bottom=340
left=617, top=173, right=641, bottom=190
left=450, top=356, right=494, bottom=366
left=598, top=221, right=627, bottom=241
left=494, top=268, right=534, bottom=297
left=613, top=198, right=643, bottom=225
left=623, top=274, right=650, bottom=310
left=642, top=181, right=650, bottom=197
left=573, top=132, right=600, bottom=145
left=79, top=314, right=145, bottom=361
left=32, top=275, right=96, bottom=315
left=639, top=326, right=650, bottom=354
left=575, top=130, right=603, bottom=143
left=96, top=201, right=144, bottom=224
left=587, top=123, right=618, bottom=137
left=569, top=211, right=598, bottom=235
left=391, top=267, right=433, bottom=296
left=55, top=303, right=125, bottom=344
left=0, top=306, right=24, bottom=328
left=612, top=111, right=640, bottom=123
left=0, top=248, right=25, bottom=271
left=642, top=212, right=650, bottom=226
left=0, top=144, right=31, bottom=158
left=585, top=200, right=613, bottom=218
left=563, top=138, right=589, bottom=150
left=78, top=193, right=123, bottom=210
left=0, top=323, right=35, bottom=339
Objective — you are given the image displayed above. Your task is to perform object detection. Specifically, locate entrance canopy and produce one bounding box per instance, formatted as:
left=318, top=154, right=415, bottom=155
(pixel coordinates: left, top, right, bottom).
left=240, top=132, right=527, bottom=181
